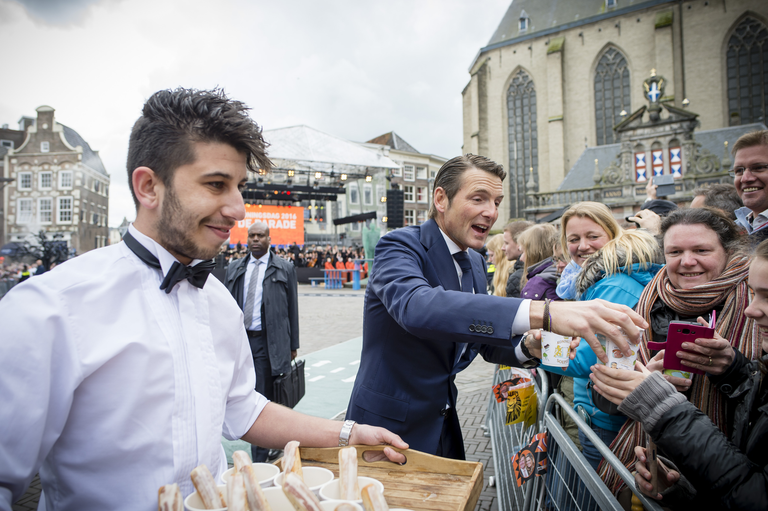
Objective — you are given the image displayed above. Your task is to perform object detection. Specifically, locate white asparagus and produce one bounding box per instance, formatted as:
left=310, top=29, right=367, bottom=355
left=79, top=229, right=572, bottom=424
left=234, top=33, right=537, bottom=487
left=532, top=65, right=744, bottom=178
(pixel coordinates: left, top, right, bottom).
left=233, top=450, right=252, bottom=473
left=361, top=483, right=389, bottom=511
left=227, top=472, right=249, bottom=511
left=157, top=483, right=183, bottom=511
left=282, top=472, right=323, bottom=511
left=282, top=440, right=304, bottom=480
left=241, top=463, right=273, bottom=511
left=190, top=465, right=226, bottom=509
left=338, top=447, right=359, bottom=501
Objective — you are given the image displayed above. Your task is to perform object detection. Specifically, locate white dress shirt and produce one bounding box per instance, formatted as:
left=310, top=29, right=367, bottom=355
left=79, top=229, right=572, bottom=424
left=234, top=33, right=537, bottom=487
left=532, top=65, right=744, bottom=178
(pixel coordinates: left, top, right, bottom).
left=0, top=224, right=267, bottom=511
left=437, top=229, right=532, bottom=362
left=243, top=251, right=270, bottom=331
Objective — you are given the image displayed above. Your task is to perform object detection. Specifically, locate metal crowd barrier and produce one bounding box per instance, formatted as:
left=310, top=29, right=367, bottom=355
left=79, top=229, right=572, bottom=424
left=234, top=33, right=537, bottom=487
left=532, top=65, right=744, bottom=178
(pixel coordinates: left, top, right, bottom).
left=0, top=278, right=18, bottom=299
left=527, top=393, right=664, bottom=511
left=322, top=265, right=367, bottom=290
left=486, top=366, right=548, bottom=511
left=486, top=368, right=664, bottom=511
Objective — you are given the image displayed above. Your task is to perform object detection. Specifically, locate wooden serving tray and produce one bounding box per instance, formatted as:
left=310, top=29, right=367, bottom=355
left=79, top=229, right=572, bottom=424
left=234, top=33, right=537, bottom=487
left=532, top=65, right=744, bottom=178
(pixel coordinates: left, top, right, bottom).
left=277, top=445, right=483, bottom=511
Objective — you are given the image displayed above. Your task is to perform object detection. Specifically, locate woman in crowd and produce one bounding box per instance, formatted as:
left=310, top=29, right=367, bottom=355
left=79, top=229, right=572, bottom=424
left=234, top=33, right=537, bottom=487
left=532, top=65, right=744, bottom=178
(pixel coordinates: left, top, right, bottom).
left=597, top=207, right=760, bottom=495
left=589, top=237, right=768, bottom=510
left=518, top=223, right=559, bottom=300
left=556, top=202, right=621, bottom=300
left=486, top=234, right=512, bottom=296
left=544, top=202, right=662, bottom=471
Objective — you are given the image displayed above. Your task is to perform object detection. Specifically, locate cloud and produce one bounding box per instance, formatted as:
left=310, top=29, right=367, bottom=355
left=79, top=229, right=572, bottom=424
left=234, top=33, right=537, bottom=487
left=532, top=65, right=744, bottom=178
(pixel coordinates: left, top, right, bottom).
left=0, top=0, right=509, bottom=226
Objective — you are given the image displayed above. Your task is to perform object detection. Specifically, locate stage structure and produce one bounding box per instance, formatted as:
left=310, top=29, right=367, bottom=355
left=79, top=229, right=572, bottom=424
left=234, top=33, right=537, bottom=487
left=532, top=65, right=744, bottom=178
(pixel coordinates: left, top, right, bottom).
left=246, top=125, right=400, bottom=244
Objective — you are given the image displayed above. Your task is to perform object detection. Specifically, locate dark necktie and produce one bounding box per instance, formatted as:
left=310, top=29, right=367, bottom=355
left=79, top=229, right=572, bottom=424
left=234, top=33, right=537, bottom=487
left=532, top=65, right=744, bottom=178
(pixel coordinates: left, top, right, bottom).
left=453, top=251, right=474, bottom=293
left=123, top=230, right=215, bottom=294
left=452, top=251, right=473, bottom=368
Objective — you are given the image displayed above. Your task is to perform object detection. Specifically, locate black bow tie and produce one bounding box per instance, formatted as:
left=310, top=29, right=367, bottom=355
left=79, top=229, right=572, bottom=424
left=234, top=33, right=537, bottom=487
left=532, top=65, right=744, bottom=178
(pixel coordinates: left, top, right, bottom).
left=123, top=230, right=215, bottom=294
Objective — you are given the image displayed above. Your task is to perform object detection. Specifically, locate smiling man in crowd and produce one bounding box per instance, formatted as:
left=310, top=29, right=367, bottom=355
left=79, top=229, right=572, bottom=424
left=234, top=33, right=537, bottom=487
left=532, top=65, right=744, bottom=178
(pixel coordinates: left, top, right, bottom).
left=732, top=130, right=768, bottom=245
left=0, top=88, right=407, bottom=511
left=347, top=154, right=648, bottom=460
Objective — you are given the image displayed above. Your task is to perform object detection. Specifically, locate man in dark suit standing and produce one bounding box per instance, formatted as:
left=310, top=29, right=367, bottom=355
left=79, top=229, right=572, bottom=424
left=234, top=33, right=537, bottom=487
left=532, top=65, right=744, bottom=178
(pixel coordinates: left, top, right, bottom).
left=225, top=221, right=299, bottom=461
left=347, top=154, right=647, bottom=459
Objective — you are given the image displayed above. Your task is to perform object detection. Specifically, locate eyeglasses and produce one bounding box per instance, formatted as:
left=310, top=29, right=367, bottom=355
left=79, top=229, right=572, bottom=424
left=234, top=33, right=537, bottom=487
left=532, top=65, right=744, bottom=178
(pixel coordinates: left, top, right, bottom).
left=729, top=163, right=768, bottom=178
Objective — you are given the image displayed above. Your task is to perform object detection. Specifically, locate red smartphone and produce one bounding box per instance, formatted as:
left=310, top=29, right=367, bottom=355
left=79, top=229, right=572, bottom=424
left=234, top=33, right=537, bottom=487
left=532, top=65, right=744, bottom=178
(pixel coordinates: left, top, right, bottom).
left=647, top=314, right=716, bottom=375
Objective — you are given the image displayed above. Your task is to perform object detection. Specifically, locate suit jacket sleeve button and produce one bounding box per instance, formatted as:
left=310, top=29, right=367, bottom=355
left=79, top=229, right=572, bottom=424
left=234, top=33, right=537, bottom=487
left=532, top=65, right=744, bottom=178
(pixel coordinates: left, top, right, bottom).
left=469, top=324, right=475, bottom=332
left=488, top=326, right=494, bottom=334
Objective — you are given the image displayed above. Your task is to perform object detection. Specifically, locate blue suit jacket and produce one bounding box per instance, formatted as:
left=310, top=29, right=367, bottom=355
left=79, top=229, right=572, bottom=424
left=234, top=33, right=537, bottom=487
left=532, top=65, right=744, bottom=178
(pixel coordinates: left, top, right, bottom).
left=347, top=219, right=526, bottom=457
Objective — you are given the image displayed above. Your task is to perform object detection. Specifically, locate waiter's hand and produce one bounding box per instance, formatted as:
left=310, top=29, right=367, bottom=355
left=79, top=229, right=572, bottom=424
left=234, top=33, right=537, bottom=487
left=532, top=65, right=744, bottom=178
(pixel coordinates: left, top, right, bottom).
left=291, top=350, right=297, bottom=361
left=532, top=299, right=648, bottom=364
left=349, top=424, right=409, bottom=464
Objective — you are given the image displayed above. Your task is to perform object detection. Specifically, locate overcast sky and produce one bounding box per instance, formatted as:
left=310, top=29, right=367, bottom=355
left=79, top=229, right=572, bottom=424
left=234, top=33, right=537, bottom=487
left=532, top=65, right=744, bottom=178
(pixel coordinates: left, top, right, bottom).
left=1, top=0, right=510, bottom=226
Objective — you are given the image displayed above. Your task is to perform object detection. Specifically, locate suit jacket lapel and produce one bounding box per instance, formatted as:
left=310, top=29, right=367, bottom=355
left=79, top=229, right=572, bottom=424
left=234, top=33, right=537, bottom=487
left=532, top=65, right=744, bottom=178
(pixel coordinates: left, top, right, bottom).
left=420, top=219, right=461, bottom=292
left=469, top=251, right=486, bottom=294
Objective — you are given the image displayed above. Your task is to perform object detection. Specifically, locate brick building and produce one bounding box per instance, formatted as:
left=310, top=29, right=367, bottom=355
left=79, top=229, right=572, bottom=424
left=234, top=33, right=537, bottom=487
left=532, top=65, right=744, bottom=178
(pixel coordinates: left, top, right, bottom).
left=1, top=106, right=110, bottom=254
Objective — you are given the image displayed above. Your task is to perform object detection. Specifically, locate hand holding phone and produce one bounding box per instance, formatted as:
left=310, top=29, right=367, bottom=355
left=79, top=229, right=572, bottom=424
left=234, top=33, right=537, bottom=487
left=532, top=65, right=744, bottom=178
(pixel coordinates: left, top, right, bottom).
left=648, top=312, right=717, bottom=376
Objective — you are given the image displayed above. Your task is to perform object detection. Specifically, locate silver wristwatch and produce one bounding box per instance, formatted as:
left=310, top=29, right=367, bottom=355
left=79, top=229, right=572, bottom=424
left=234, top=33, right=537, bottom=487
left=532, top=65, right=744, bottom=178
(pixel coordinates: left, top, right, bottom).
left=339, top=420, right=356, bottom=447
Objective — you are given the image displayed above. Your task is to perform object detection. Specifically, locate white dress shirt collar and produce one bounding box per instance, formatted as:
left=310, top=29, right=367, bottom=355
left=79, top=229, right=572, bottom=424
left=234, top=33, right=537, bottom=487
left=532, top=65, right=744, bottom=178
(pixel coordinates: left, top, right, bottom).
left=438, top=227, right=464, bottom=256
left=250, top=250, right=271, bottom=267
left=128, top=223, right=205, bottom=276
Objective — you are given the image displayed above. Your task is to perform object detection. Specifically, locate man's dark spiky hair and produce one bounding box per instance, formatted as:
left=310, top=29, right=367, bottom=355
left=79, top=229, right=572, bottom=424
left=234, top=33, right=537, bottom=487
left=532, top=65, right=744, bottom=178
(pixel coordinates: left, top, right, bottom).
left=126, top=87, right=271, bottom=207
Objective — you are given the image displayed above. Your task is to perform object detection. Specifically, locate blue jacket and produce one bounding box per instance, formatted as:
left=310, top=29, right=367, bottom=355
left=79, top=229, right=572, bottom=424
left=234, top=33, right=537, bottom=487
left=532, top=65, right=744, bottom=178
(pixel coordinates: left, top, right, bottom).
left=347, top=219, right=526, bottom=458
left=544, top=263, right=663, bottom=431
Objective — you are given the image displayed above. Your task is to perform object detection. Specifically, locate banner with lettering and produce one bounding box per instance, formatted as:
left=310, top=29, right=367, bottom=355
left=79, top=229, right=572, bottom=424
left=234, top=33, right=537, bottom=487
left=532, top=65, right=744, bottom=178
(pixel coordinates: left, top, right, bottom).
left=230, top=205, right=304, bottom=246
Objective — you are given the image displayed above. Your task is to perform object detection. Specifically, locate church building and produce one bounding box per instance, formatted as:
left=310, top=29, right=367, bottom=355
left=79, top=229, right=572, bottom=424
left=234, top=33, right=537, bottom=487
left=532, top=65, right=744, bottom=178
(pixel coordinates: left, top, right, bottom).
left=463, top=0, right=768, bottom=224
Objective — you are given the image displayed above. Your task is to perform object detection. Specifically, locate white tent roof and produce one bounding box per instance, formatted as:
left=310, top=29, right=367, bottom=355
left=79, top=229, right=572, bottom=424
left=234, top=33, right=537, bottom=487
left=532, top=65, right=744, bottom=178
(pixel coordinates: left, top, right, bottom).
left=264, top=125, right=400, bottom=170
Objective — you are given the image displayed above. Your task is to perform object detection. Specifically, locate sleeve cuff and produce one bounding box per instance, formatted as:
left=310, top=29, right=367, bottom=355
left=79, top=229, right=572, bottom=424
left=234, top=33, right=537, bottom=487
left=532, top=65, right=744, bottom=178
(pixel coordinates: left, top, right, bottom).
left=618, top=372, right=687, bottom=430
left=512, top=299, right=531, bottom=335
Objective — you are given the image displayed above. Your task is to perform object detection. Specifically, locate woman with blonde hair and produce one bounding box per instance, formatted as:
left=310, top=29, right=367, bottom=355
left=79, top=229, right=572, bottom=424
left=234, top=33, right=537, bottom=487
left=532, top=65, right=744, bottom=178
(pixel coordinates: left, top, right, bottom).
left=517, top=223, right=559, bottom=300
left=485, top=233, right=512, bottom=297
left=545, top=222, right=664, bottom=471
left=556, top=202, right=623, bottom=300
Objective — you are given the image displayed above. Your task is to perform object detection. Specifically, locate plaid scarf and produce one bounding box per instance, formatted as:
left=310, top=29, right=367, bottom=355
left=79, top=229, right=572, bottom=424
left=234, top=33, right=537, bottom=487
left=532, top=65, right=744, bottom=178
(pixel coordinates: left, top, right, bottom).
left=598, top=255, right=759, bottom=494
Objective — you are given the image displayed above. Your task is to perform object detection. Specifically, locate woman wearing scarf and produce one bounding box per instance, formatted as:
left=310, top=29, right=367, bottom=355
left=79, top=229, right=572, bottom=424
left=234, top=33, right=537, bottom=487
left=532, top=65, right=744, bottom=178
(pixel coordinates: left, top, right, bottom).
left=598, top=207, right=760, bottom=497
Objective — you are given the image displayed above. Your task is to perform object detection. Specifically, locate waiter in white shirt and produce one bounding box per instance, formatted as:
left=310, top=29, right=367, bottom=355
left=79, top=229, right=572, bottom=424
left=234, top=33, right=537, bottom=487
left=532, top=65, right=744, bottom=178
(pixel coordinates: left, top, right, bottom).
left=0, top=87, right=407, bottom=511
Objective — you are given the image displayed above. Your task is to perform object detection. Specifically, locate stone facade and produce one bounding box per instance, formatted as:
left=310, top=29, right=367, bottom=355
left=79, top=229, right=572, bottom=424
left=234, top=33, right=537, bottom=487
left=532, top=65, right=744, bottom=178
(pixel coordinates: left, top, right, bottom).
left=2, top=106, right=110, bottom=254
left=463, top=0, right=768, bottom=226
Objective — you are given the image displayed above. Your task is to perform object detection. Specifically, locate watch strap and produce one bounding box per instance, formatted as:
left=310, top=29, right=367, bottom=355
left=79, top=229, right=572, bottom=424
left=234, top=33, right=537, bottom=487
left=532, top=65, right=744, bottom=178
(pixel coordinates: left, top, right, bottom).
left=339, top=420, right=356, bottom=447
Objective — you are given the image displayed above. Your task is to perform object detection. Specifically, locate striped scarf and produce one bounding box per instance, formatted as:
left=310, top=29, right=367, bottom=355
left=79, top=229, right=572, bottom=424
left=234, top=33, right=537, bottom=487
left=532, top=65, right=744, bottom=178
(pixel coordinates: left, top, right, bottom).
left=598, top=255, right=759, bottom=494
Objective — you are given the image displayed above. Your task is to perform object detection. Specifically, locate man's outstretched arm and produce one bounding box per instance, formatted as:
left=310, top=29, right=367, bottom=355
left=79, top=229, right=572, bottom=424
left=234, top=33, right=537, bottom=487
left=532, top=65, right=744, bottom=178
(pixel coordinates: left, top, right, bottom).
left=242, top=403, right=409, bottom=463
left=529, top=299, right=648, bottom=363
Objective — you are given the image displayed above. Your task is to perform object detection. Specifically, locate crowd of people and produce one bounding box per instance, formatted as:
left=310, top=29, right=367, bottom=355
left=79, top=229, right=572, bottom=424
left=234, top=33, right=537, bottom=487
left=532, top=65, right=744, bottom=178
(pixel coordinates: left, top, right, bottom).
left=221, top=241, right=367, bottom=269
left=0, top=82, right=765, bottom=511
left=482, top=129, right=768, bottom=510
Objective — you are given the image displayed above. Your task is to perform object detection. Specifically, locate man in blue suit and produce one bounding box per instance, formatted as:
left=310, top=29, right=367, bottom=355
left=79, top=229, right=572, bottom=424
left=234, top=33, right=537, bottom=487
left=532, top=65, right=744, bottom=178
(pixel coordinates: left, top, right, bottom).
left=347, top=154, right=646, bottom=459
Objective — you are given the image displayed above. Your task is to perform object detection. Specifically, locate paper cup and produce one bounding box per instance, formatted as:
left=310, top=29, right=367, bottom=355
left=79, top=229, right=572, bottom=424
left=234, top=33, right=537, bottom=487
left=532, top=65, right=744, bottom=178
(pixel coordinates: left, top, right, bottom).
left=319, top=501, right=364, bottom=510
left=274, top=466, right=334, bottom=497
left=318, top=476, right=384, bottom=504
left=221, top=462, right=280, bottom=488
left=184, top=484, right=227, bottom=511
left=663, top=369, right=692, bottom=379
left=600, top=329, right=638, bottom=370
left=540, top=330, right=570, bottom=368
left=261, top=487, right=294, bottom=511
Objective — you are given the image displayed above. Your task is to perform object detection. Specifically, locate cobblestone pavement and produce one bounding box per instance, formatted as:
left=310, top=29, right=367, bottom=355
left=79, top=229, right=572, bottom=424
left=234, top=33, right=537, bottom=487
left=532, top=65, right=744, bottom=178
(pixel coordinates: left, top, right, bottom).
left=13, top=284, right=501, bottom=511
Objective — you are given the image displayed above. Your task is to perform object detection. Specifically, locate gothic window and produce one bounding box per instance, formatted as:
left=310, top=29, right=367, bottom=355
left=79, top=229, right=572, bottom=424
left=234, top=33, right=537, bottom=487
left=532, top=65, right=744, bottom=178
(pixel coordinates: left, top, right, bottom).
left=594, top=48, right=631, bottom=145
left=727, top=17, right=768, bottom=125
left=506, top=69, right=538, bottom=219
